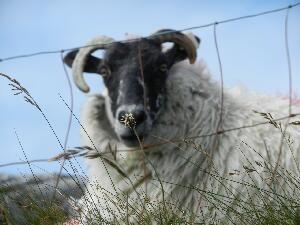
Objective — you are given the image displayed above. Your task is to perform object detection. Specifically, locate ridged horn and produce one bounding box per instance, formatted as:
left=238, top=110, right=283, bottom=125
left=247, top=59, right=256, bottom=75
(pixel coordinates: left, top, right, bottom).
left=150, top=29, right=199, bottom=64
left=72, top=36, right=115, bottom=93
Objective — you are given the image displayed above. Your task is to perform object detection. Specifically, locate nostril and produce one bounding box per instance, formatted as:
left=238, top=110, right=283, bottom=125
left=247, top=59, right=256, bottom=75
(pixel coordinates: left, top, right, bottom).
left=133, top=109, right=147, bottom=125
left=118, top=110, right=127, bottom=122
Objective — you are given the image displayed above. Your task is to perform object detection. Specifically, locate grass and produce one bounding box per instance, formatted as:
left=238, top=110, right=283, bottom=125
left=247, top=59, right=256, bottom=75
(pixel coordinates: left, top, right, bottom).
left=1, top=169, right=300, bottom=225
left=0, top=186, right=69, bottom=225
left=1, top=72, right=300, bottom=225
left=1, top=130, right=300, bottom=224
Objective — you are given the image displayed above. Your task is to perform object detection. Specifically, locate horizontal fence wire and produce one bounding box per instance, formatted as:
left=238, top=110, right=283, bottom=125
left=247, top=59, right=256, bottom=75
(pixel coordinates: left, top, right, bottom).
left=0, top=2, right=300, bottom=170
left=0, top=2, right=299, bottom=62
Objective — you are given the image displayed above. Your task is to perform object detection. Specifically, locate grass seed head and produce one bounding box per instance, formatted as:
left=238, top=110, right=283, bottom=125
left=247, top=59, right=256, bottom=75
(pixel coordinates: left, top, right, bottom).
left=120, top=112, right=136, bottom=128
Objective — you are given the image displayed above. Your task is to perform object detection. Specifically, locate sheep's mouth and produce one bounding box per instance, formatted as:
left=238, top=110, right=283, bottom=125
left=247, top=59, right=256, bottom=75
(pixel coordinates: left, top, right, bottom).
left=119, top=133, right=145, bottom=147
left=114, top=114, right=153, bottom=147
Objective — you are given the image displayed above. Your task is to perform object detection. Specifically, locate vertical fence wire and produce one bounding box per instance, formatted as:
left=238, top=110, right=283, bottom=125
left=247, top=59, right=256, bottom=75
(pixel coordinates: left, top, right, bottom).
left=196, top=21, right=225, bottom=214
left=51, top=51, right=75, bottom=200
left=137, top=42, right=149, bottom=197
left=285, top=6, right=293, bottom=116
left=271, top=6, right=293, bottom=185
left=213, top=22, right=224, bottom=132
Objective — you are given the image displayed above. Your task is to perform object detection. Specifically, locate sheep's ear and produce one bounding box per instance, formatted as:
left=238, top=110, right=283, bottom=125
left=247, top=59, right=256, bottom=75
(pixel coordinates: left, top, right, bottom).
left=164, top=34, right=200, bottom=65
left=63, top=50, right=102, bottom=73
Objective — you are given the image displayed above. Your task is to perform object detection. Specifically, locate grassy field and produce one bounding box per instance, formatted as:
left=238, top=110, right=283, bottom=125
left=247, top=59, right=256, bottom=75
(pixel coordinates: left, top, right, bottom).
left=1, top=155, right=300, bottom=225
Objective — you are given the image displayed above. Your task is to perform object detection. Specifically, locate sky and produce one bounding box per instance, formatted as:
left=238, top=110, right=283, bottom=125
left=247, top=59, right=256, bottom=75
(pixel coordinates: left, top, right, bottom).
left=0, top=0, right=300, bottom=175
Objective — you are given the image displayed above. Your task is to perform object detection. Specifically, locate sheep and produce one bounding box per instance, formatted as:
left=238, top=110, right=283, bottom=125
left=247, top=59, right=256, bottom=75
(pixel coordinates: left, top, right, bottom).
left=63, top=29, right=300, bottom=224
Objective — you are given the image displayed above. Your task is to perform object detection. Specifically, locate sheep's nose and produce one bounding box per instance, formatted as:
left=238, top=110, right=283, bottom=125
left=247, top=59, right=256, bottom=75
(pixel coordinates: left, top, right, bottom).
left=117, top=109, right=147, bottom=127
left=132, top=109, right=147, bottom=125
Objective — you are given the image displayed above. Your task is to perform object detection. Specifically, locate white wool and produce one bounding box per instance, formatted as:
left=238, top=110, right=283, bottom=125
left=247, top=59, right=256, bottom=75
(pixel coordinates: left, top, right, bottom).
left=76, top=59, right=300, bottom=224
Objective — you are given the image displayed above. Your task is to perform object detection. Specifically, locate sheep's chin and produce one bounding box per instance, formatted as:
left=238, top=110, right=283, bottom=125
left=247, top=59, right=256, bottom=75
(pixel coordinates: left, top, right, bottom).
left=119, top=134, right=146, bottom=147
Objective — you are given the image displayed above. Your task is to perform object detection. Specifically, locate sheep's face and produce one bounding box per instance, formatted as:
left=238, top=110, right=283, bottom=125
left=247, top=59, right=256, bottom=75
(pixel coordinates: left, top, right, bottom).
left=64, top=31, right=199, bottom=146
left=101, top=40, right=170, bottom=146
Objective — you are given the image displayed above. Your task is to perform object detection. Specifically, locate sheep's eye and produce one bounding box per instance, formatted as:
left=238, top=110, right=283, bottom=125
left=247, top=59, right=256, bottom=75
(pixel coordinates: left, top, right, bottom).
left=99, top=66, right=111, bottom=77
left=160, top=64, right=168, bottom=72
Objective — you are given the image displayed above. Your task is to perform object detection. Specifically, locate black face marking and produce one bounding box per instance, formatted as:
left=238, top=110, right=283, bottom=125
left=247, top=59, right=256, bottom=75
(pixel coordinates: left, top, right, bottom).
left=101, top=40, right=170, bottom=118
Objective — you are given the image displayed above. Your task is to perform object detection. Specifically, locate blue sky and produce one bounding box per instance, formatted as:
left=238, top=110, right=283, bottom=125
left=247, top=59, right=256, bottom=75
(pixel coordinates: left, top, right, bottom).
left=1, top=0, right=300, bottom=175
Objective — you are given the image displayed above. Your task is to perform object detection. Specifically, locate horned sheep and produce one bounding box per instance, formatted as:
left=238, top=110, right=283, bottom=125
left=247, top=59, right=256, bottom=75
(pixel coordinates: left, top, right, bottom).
left=63, top=29, right=300, bottom=224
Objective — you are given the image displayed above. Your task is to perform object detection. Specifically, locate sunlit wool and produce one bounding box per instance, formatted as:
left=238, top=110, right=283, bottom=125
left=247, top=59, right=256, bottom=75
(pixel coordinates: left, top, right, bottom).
left=69, top=35, right=300, bottom=224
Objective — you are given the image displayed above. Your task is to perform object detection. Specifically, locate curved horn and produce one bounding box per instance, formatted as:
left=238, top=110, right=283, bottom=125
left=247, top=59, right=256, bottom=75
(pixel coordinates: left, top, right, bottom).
left=72, top=36, right=115, bottom=93
left=150, top=29, right=199, bottom=64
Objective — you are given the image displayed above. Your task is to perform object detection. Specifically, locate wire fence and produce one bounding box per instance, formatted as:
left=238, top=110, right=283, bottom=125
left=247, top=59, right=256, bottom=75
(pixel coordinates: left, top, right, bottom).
left=0, top=2, right=300, bottom=172
left=0, top=2, right=299, bottom=63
